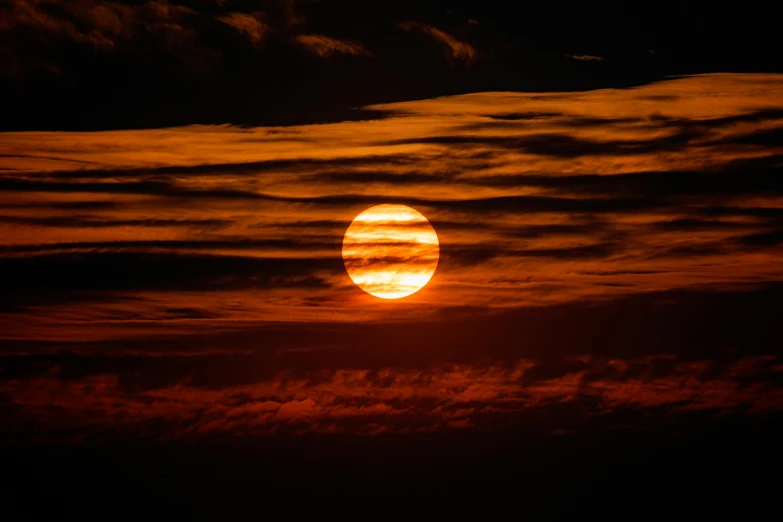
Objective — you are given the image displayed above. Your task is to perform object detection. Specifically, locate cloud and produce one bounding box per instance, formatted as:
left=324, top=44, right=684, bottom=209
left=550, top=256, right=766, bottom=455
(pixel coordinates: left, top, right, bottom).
left=0, top=0, right=224, bottom=82
left=0, top=0, right=128, bottom=51
left=218, top=12, right=268, bottom=48
left=1, top=353, right=781, bottom=441
left=567, top=54, right=604, bottom=62
left=398, top=22, right=477, bottom=63
left=0, top=0, right=198, bottom=52
left=386, top=128, right=704, bottom=157
left=0, top=251, right=339, bottom=309
left=0, top=216, right=233, bottom=229
left=294, top=34, right=372, bottom=58
left=737, top=229, right=783, bottom=247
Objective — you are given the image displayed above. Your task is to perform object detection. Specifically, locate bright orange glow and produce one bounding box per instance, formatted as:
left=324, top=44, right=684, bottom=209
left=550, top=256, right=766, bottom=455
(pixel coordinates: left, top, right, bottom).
left=342, top=204, right=439, bottom=299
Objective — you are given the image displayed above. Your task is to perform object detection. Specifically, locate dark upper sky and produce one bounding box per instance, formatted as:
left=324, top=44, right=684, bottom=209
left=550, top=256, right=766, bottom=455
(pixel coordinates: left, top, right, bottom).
left=2, top=0, right=782, bottom=130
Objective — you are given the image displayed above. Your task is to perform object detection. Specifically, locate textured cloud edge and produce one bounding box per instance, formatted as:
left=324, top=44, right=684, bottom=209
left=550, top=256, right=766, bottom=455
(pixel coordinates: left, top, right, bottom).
left=0, top=0, right=462, bottom=80
left=3, top=354, right=782, bottom=442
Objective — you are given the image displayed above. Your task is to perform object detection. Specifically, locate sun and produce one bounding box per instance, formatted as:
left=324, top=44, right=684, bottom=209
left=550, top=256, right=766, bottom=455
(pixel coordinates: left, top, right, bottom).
left=342, top=204, right=439, bottom=299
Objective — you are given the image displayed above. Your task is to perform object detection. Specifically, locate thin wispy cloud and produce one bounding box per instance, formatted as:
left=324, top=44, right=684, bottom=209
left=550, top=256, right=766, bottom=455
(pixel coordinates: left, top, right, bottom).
left=294, top=34, right=373, bottom=58
left=398, top=21, right=477, bottom=63
left=219, top=12, right=269, bottom=49
left=567, top=54, right=604, bottom=61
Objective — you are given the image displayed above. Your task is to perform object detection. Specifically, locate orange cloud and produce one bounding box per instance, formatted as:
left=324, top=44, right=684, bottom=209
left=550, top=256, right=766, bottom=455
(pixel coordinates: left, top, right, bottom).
left=294, top=34, right=372, bottom=58
left=219, top=12, right=268, bottom=48
left=2, top=356, right=781, bottom=441
left=398, top=22, right=477, bottom=63
left=0, top=0, right=200, bottom=51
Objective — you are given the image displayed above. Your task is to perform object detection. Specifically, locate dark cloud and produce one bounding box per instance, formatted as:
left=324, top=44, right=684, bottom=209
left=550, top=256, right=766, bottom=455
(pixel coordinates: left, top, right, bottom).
left=510, top=242, right=617, bottom=259
left=218, top=12, right=268, bottom=49
left=3, top=1, right=782, bottom=130
left=443, top=241, right=617, bottom=265
left=262, top=219, right=347, bottom=230
left=485, top=111, right=563, bottom=121
left=652, top=108, right=783, bottom=129
left=397, top=21, right=477, bottom=63
left=648, top=218, right=757, bottom=232
left=0, top=200, right=124, bottom=211
left=567, top=54, right=604, bottom=62
left=314, top=170, right=442, bottom=185
left=2, top=172, right=673, bottom=212
left=464, top=157, right=783, bottom=201
left=0, top=215, right=233, bottom=229
left=36, top=154, right=408, bottom=179
left=697, top=206, right=783, bottom=219
left=498, top=224, right=597, bottom=238
left=4, top=282, right=782, bottom=366
left=0, top=237, right=342, bottom=254
left=644, top=241, right=727, bottom=260
left=388, top=128, right=704, bottom=157
left=713, top=127, right=783, bottom=147
left=1, top=251, right=339, bottom=309
left=0, top=177, right=268, bottom=199
left=423, top=194, right=662, bottom=213
left=294, top=34, right=372, bottom=58
left=737, top=229, right=783, bottom=247
left=36, top=151, right=768, bottom=213
left=343, top=254, right=437, bottom=270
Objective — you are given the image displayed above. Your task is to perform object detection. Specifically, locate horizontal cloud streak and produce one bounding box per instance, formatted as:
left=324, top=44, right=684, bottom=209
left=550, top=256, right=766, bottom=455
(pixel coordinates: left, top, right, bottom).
left=2, top=353, right=781, bottom=441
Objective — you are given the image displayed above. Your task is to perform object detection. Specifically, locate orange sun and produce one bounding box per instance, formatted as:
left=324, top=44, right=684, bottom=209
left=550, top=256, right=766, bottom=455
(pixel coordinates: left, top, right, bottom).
left=342, top=204, right=440, bottom=299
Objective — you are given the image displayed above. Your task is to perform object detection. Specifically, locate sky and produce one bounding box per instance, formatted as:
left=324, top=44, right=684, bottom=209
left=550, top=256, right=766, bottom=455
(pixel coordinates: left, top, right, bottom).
left=2, top=1, right=783, bottom=519
left=3, top=0, right=782, bottom=129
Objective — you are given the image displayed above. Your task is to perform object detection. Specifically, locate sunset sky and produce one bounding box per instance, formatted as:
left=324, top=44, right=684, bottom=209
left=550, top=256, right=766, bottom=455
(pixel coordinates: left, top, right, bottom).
left=2, top=1, right=782, bottom=519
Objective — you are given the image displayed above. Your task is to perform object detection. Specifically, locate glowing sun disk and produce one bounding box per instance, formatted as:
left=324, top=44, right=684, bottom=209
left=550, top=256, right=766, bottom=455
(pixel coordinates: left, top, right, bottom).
left=342, top=204, right=439, bottom=299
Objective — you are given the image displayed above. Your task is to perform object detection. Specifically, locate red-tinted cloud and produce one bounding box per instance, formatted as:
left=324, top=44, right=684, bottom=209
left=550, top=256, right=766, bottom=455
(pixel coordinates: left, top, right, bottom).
left=2, top=356, right=781, bottom=442
left=294, top=34, right=372, bottom=58
left=398, top=21, right=477, bottom=63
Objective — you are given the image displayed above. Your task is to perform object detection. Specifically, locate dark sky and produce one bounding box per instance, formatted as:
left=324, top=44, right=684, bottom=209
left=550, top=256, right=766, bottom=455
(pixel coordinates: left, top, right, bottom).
left=2, top=0, right=782, bottom=130
left=2, top=1, right=783, bottom=519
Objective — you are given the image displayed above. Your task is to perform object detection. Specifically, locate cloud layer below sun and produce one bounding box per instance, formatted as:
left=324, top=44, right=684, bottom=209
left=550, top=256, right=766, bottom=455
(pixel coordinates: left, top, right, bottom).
left=1, top=73, right=782, bottom=440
